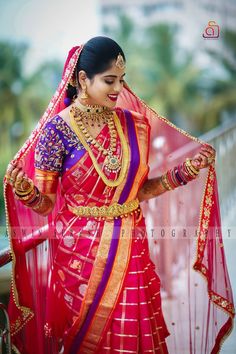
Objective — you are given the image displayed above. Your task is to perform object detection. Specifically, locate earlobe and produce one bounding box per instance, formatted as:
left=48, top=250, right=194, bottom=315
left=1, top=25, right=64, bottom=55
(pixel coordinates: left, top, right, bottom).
left=78, top=70, right=88, bottom=86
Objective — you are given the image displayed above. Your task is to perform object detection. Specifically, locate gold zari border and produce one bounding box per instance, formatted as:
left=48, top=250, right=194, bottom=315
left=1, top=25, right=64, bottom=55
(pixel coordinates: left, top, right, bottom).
left=80, top=216, right=134, bottom=353
left=193, top=166, right=235, bottom=318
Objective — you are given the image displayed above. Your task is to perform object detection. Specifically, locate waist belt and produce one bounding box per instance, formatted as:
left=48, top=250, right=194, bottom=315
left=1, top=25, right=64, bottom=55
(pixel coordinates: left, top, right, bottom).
left=68, top=198, right=140, bottom=220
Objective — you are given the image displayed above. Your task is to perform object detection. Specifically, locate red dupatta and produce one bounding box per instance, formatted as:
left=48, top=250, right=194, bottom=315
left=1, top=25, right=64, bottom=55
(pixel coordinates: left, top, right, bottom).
left=4, top=44, right=235, bottom=354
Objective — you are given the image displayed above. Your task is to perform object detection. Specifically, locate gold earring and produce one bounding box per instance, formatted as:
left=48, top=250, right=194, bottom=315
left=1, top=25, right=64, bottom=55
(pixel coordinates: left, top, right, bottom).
left=81, top=87, right=89, bottom=100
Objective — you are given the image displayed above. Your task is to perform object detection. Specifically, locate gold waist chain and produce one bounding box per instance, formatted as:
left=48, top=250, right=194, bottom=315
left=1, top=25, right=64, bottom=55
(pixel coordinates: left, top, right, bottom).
left=68, top=198, right=140, bottom=220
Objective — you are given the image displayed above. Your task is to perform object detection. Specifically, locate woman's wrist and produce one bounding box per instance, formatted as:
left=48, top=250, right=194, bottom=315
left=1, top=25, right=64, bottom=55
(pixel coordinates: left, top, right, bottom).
left=160, top=158, right=200, bottom=192
left=14, top=184, right=53, bottom=215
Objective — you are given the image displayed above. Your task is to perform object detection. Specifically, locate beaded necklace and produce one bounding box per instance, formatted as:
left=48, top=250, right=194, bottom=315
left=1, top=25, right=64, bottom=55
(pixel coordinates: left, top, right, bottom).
left=69, top=105, right=130, bottom=187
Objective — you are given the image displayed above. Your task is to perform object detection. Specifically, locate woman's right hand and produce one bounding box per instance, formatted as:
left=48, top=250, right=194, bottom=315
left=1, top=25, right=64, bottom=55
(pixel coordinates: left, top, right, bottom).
left=5, top=161, right=32, bottom=192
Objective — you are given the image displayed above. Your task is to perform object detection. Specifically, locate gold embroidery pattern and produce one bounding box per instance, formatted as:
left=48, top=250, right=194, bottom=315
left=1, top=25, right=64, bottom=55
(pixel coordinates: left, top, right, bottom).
left=64, top=221, right=115, bottom=351
left=50, top=115, right=85, bottom=152
left=81, top=217, right=134, bottom=352
left=193, top=165, right=235, bottom=318
left=210, top=290, right=235, bottom=316
left=35, top=124, right=65, bottom=172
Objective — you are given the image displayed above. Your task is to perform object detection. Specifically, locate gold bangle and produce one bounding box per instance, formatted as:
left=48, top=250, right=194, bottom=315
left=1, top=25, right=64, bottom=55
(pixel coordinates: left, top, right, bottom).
left=164, top=174, right=173, bottom=190
left=160, top=174, right=173, bottom=191
left=185, top=158, right=200, bottom=175
left=15, top=188, right=36, bottom=201
left=15, top=180, right=34, bottom=196
left=185, top=163, right=197, bottom=178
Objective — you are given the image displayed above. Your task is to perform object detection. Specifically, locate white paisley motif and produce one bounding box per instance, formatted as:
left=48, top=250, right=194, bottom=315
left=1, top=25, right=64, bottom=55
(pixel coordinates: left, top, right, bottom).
left=56, top=221, right=64, bottom=233
left=63, top=235, right=75, bottom=248
left=79, top=283, right=87, bottom=296
left=84, top=220, right=98, bottom=233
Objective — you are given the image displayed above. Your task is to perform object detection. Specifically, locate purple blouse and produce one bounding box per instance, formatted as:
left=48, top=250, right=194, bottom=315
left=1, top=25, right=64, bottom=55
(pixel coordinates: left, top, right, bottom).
left=34, top=115, right=87, bottom=174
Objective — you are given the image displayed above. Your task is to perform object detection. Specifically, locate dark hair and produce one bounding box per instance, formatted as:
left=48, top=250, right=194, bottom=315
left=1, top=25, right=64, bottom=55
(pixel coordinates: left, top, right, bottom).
left=67, top=36, right=126, bottom=99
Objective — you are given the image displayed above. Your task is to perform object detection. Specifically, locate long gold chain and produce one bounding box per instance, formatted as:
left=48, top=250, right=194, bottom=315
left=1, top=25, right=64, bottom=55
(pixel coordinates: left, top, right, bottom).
left=71, top=106, right=120, bottom=172
left=69, top=109, right=130, bottom=187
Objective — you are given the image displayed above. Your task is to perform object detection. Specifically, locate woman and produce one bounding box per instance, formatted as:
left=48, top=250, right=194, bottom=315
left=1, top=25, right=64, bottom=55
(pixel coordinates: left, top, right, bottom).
left=4, top=37, right=234, bottom=354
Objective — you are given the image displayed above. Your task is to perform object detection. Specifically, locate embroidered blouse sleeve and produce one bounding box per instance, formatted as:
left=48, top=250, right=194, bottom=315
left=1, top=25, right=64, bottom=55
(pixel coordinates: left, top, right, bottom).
left=34, top=119, right=65, bottom=173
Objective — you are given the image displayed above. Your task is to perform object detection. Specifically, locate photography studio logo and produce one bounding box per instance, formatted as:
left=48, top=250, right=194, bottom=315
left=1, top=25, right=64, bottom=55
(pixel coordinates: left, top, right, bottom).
left=202, top=20, right=220, bottom=39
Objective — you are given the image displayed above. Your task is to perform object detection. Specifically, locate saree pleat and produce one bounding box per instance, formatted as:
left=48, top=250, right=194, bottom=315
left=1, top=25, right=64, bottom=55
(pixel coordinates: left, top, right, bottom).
left=100, top=217, right=169, bottom=354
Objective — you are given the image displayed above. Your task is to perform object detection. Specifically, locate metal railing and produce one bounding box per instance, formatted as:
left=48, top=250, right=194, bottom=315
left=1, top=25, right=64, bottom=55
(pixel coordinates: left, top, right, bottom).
left=0, top=303, right=11, bottom=354
left=0, top=118, right=235, bottom=353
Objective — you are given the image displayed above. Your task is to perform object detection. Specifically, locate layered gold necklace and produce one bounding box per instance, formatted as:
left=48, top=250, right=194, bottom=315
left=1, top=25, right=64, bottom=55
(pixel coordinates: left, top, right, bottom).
left=69, top=102, right=130, bottom=187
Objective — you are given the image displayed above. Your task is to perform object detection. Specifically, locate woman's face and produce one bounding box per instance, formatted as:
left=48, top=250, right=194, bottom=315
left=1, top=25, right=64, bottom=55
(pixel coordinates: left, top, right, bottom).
left=79, top=59, right=126, bottom=109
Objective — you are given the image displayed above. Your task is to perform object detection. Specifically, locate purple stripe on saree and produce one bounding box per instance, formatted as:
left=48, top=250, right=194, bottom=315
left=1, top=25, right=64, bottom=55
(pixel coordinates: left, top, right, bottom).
left=69, top=109, right=140, bottom=353
left=119, top=110, right=140, bottom=203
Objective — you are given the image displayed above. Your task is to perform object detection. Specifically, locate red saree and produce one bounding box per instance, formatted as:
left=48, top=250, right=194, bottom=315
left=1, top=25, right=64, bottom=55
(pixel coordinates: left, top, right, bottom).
left=4, top=45, right=234, bottom=354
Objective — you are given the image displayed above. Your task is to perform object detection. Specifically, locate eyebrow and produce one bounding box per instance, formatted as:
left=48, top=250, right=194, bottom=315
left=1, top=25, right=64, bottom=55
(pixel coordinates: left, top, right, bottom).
left=103, top=73, right=126, bottom=78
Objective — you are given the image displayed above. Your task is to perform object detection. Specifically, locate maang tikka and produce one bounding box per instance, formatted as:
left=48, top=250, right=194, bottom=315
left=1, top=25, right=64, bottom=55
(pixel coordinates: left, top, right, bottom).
left=115, top=53, right=126, bottom=70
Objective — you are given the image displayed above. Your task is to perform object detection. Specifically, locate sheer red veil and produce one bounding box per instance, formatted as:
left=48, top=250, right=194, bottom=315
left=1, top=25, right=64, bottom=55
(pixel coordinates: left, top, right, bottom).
left=4, top=44, right=234, bottom=353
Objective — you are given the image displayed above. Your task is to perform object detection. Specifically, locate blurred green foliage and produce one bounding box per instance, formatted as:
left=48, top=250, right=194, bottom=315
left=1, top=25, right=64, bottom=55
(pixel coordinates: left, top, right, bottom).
left=103, top=14, right=236, bottom=133
left=0, top=41, right=62, bottom=224
left=1, top=18, right=236, bottom=222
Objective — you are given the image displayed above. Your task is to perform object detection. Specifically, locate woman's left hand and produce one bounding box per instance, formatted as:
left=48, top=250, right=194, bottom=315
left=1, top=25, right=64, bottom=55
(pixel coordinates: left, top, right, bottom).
left=190, top=144, right=216, bottom=170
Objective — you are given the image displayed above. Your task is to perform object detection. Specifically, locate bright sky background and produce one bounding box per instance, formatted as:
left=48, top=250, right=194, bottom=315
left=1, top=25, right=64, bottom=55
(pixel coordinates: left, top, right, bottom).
left=0, top=0, right=101, bottom=73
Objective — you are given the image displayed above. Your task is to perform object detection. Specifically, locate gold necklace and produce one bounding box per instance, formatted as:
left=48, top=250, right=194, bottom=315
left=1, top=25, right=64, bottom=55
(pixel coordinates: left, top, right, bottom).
left=74, top=99, right=108, bottom=127
left=69, top=108, right=130, bottom=187
left=71, top=106, right=121, bottom=173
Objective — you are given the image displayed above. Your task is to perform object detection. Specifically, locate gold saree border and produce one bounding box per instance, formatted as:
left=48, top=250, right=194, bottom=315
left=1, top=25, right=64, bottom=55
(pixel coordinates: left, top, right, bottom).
left=193, top=165, right=235, bottom=318
left=64, top=220, right=114, bottom=351
left=127, top=111, right=150, bottom=201
left=4, top=183, right=34, bottom=337
left=113, top=110, right=149, bottom=203
left=79, top=216, right=134, bottom=353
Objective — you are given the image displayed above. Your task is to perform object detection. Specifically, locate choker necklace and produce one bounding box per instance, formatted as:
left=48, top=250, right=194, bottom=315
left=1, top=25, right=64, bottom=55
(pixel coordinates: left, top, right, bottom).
left=69, top=106, right=130, bottom=187
left=74, top=99, right=110, bottom=127
left=75, top=99, right=108, bottom=113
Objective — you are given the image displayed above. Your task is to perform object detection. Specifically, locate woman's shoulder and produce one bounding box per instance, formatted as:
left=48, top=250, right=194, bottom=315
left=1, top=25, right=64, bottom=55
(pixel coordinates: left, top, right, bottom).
left=41, top=106, right=76, bottom=140
left=45, top=106, right=71, bottom=130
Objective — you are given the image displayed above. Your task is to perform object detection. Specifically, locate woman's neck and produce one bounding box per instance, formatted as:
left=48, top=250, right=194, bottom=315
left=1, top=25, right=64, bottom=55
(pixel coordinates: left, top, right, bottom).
left=74, top=98, right=108, bottom=114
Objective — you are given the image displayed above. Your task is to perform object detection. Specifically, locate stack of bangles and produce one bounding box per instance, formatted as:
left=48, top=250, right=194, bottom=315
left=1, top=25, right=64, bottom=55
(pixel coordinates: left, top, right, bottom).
left=14, top=180, right=42, bottom=210
left=160, top=158, right=200, bottom=191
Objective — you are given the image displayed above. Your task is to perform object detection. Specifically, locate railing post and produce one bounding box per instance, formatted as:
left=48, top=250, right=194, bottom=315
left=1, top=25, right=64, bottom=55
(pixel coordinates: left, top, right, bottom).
left=0, top=303, right=11, bottom=354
